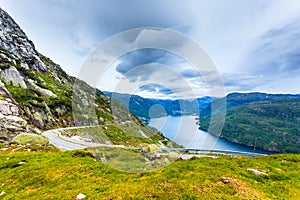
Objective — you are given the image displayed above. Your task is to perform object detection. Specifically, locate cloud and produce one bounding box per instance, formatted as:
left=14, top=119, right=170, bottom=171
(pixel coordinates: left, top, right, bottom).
left=244, top=19, right=300, bottom=76
left=116, top=49, right=184, bottom=75
left=116, top=49, right=168, bottom=74
left=2, top=0, right=300, bottom=97
left=221, top=72, right=266, bottom=92
left=0, top=0, right=196, bottom=75
left=108, top=59, right=211, bottom=99
left=138, top=84, right=174, bottom=95
left=72, top=0, right=195, bottom=35
left=180, top=69, right=201, bottom=78
left=63, top=0, right=196, bottom=57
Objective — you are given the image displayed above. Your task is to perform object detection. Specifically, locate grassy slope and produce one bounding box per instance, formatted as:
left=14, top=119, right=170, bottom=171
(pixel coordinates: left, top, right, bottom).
left=0, top=150, right=299, bottom=199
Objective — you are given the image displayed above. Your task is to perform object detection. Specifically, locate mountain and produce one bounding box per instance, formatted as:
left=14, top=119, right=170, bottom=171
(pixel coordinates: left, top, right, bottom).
left=200, top=98, right=300, bottom=153
left=0, top=7, right=177, bottom=147
left=104, top=91, right=212, bottom=120
left=200, top=92, right=300, bottom=117
left=0, top=7, right=108, bottom=139
left=225, top=92, right=300, bottom=107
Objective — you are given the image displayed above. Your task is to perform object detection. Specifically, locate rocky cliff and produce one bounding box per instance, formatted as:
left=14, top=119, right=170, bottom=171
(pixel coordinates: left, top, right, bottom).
left=0, top=7, right=115, bottom=142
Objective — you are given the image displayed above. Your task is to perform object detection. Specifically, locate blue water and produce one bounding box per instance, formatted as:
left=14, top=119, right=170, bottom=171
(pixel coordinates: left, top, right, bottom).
left=148, top=115, right=270, bottom=154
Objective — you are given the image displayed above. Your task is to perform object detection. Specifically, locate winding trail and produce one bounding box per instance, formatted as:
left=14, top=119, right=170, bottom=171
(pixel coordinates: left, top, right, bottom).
left=42, top=126, right=127, bottom=150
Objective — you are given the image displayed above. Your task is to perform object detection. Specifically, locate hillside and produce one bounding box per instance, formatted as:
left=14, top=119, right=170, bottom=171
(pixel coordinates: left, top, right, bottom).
left=0, top=7, right=110, bottom=138
left=0, top=149, right=299, bottom=199
left=0, top=7, right=105, bottom=135
left=200, top=98, right=300, bottom=153
left=0, top=7, right=176, bottom=148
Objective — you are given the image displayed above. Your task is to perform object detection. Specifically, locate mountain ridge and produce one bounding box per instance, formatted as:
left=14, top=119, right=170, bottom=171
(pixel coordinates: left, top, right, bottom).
left=200, top=92, right=300, bottom=118
left=104, top=91, right=212, bottom=119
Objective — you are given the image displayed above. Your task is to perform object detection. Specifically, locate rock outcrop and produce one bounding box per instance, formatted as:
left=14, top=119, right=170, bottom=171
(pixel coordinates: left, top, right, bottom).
left=0, top=6, right=113, bottom=142
left=0, top=8, right=45, bottom=73
left=0, top=97, right=29, bottom=141
left=0, top=65, right=27, bottom=88
left=27, top=79, right=56, bottom=98
left=247, top=168, right=268, bottom=176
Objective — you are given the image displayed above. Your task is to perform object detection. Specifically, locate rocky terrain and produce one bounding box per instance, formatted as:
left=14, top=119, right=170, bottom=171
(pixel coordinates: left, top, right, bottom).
left=0, top=7, right=149, bottom=144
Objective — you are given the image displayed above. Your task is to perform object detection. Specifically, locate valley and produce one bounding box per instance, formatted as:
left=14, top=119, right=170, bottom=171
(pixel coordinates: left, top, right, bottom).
left=0, top=3, right=299, bottom=199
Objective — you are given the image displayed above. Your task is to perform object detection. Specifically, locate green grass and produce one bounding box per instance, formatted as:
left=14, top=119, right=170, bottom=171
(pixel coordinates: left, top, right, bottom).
left=89, top=147, right=173, bottom=173
left=12, top=133, right=49, bottom=145
left=0, top=150, right=299, bottom=199
left=5, top=84, right=45, bottom=108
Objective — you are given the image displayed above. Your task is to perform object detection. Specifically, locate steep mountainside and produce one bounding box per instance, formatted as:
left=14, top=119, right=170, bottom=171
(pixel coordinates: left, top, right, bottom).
left=104, top=91, right=212, bottom=119
left=0, top=7, right=176, bottom=147
left=0, top=7, right=113, bottom=141
left=200, top=98, right=300, bottom=153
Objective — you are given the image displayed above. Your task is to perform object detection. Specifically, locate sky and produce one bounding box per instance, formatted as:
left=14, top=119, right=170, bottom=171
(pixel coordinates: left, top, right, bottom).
left=0, top=0, right=300, bottom=99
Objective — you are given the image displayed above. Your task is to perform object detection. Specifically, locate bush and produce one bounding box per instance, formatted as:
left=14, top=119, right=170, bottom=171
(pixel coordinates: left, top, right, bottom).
left=72, top=150, right=94, bottom=158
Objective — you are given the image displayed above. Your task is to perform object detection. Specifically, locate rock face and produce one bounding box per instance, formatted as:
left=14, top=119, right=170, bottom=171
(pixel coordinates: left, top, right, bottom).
left=0, top=6, right=115, bottom=142
left=0, top=99, right=19, bottom=116
left=0, top=98, right=29, bottom=141
left=0, top=8, right=46, bottom=73
left=0, top=66, right=27, bottom=88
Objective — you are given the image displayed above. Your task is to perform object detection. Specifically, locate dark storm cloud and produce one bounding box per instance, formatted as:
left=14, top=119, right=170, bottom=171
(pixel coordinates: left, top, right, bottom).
left=116, top=49, right=185, bottom=78
left=116, top=49, right=167, bottom=74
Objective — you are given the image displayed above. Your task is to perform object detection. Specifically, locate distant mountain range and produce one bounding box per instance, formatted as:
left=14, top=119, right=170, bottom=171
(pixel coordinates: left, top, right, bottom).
left=104, top=91, right=213, bottom=120
left=105, top=91, right=300, bottom=119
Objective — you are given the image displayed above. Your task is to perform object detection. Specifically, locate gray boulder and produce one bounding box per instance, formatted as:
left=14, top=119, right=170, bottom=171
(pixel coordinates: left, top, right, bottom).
left=0, top=99, right=19, bottom=116
left=27, top=79, right=57, bottom=98
left=0, top=66, right=27, bottom=88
